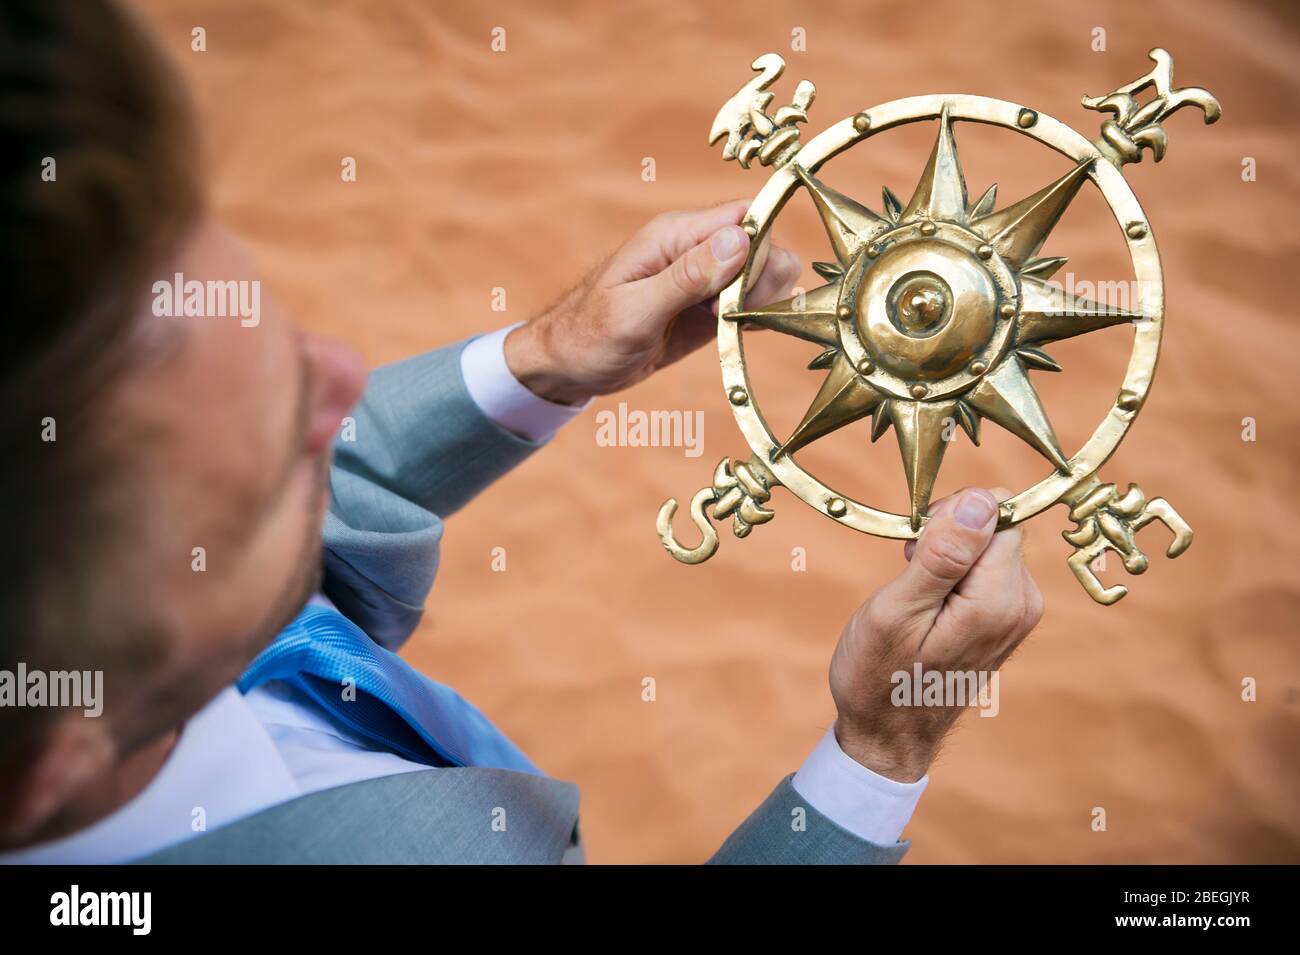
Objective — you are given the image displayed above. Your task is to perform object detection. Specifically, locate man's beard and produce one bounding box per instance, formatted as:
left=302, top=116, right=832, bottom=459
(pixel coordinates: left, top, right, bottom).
left=107, top=455, right=333, bottom=762
left=245, top=452, right=332, bottom=657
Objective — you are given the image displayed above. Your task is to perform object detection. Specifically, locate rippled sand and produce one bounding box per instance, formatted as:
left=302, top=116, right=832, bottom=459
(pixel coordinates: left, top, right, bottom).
left=141, top=0, right=1300, bottom=862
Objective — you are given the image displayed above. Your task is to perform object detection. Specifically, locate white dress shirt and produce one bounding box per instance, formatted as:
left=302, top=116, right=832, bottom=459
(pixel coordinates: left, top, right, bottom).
left=1, top=327, right=924, bottom=863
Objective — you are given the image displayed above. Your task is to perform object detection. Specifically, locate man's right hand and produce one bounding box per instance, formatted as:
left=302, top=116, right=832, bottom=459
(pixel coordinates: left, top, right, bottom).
left=828, top=487, right=1044, bottom=782
left=502, top=200, right=800, bottom=406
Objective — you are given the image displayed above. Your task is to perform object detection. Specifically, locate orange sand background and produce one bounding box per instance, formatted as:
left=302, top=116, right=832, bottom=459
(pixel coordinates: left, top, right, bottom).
left=139, top=0, right=1300, bottom=862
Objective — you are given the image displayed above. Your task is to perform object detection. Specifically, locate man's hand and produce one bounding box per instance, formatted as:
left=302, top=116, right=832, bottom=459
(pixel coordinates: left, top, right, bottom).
left=830, top=488, right=1045, bottom=782
left=503, top=200, right=801, bottom=405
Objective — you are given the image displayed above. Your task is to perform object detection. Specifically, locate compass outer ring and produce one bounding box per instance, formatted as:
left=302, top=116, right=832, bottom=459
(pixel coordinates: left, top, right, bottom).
left=716, top=93, right=1163, bottom=540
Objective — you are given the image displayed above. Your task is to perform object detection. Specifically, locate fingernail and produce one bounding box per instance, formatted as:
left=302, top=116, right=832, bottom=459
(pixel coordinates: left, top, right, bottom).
left=711, top=226, right=744, bottom=260
left=953, top=490, right=996, bottom=529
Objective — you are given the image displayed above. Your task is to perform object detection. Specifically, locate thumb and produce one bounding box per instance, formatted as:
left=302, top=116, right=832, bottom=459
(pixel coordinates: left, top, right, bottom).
left=641, top=225, right=750, bottom=317
left=887, top=488, right=1000, bottom=616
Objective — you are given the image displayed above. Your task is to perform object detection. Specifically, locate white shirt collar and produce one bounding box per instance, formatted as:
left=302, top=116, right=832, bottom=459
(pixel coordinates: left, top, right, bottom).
left=0, top=686, right=301, bottom=864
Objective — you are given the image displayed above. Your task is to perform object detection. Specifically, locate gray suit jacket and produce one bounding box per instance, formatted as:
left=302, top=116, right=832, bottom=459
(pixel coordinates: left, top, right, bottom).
left=138, top=339, right=908, bottom=865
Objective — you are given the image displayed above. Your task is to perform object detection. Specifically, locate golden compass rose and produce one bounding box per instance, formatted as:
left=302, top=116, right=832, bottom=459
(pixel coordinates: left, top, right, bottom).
left=657, top=49, right=1220, bottom=605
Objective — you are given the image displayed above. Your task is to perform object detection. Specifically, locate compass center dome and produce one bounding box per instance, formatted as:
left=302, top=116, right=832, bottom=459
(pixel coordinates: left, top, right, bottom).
left=855, top=239, right=997, bottom=381
left=889, top=272, right=951, bottom=337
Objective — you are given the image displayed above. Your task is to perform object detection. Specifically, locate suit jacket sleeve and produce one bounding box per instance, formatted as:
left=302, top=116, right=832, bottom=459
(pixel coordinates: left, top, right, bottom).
left=322, top=336, right=546, bottom=649
left=708, top=775, right=910, bottom=864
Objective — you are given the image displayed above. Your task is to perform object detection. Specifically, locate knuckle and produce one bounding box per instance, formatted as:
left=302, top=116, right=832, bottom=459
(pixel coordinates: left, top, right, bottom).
left=647, top=210, right=677, bottom=233
left=598, top=290, right=642, bottom=342
left=671, top=249, right=708, bottom=294
left=862, top=596, right=899, bottom=636
left=780, top=248, right=802, bottom=279
left=964, top=603, right=1006, bottom=640
left=1021, top=587, right=1045, bottom=632
left=918, top=534, right=974, bottom=581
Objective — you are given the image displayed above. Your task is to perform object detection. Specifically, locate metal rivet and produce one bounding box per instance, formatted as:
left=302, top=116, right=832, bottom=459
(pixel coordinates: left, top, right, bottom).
left=977, top=244, right=994, bottom=259
left=866, top=243, right=881, bottom=258
left=728, top=386, right=749, bottom=406
left=742, top=222, right=758, bottom=237
left=1126, top=221, right=1148, bottom=239
left=919, top=221, right=937, bottom=236
left=1000, top=303, right=1016, bottom=318
left=968, top=360, right=988, bottom=375
left=856, top=358, right=875, bottom=375
left=1117, top=389, right=1141, bottom=412
left=827, top=497, right=847, bottom=517
left=1017, top=108, right=1038, bottom=128
left=853, top=112, right=871, bottom=132
left=837, top=304, right=852, bottom=320
left=910, top=384, right=928, bottom=399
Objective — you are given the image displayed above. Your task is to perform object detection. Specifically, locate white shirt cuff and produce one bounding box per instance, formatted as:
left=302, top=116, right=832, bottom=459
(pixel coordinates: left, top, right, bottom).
left=459, top=323, right=589, bottom=442
left=791, top=728, right=928, bottom=846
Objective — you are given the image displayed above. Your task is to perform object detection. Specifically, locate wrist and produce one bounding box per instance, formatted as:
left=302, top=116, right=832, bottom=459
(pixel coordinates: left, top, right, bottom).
left=503, top=320, right=591, bottom=407
left=833, top=719, right=937, bottom=784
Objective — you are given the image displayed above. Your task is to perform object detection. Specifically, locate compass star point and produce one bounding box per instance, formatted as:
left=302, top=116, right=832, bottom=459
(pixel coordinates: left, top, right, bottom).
left=795, top=165, right=891, bottom=264
left=901, top=105, right=969, bottom=224
left=777, top=354, right=883, bottom=459
left=888, top=398, right=958, bottom=530
left=963, top=359, right=1070, bottom=473
left=1015, top=275, right=1144, bottom=346
left=973, top=160, right=1093, bottom=268
left=727, top=281, right=841, bottom=346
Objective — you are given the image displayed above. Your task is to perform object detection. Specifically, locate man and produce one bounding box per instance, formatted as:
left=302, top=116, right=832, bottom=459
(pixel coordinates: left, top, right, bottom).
left=0, top=0, right=1042, bottom=864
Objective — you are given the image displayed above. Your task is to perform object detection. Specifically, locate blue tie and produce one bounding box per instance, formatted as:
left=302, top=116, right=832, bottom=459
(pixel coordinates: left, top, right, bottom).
left=238, top=604, right=540, bottom=775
